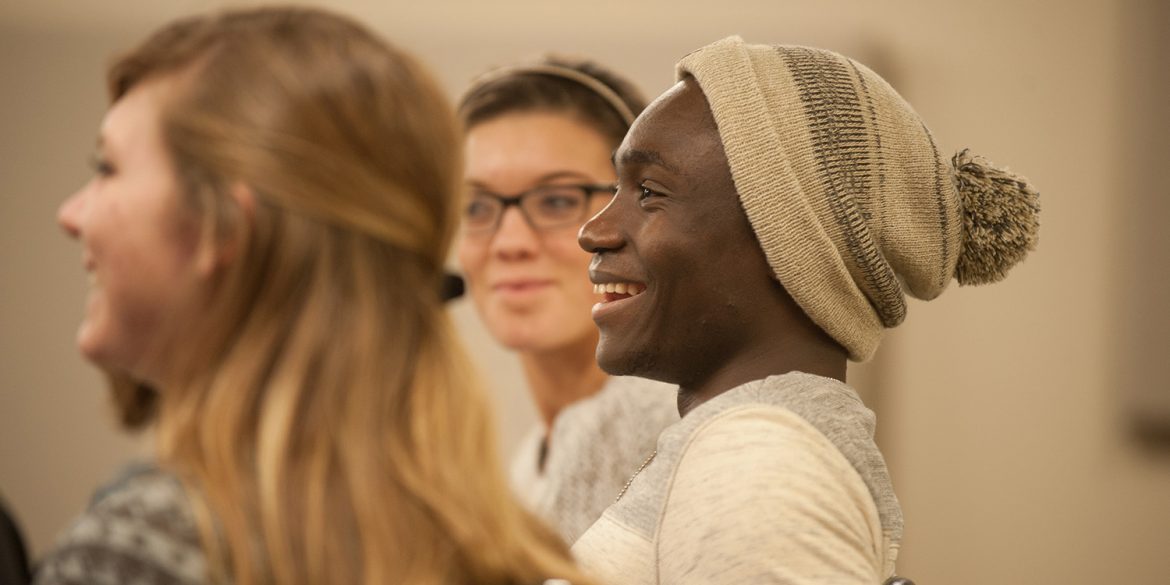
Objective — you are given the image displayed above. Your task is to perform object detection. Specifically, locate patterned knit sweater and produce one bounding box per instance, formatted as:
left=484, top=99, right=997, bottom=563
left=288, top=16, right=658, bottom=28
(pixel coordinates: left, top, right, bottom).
left=34, top=464, right=206, bottom=585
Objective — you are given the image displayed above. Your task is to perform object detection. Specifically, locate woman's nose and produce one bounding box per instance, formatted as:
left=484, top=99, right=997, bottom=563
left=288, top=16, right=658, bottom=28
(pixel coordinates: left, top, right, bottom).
left=490, top=205, right=542, bottom=259
left=57, top=187, right=87, bottom=240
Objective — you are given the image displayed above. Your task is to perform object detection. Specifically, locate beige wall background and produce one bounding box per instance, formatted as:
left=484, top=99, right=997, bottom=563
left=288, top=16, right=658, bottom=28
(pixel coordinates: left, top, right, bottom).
left=2, top=1, right=1167, bottom=583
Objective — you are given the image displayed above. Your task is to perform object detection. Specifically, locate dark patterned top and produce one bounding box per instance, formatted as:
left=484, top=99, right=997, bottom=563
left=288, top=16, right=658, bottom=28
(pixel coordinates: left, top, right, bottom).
left=1, top=495, right=32, bottom=585
left=34, top=464, right=206, bottom=585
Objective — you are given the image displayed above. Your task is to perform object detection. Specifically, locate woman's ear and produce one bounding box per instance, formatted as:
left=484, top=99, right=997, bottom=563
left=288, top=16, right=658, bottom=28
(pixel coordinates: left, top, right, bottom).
left=195, top=182, right=255, bottom=278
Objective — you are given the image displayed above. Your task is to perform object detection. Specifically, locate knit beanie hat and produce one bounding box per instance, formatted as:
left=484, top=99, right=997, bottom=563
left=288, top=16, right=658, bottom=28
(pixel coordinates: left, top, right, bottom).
left=677, top=36, right=1040, bottom=361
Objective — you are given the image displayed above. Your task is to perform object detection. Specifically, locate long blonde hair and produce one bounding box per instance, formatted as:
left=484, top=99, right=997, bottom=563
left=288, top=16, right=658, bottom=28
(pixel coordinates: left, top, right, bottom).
left=108, top=7, right=591, bottom=584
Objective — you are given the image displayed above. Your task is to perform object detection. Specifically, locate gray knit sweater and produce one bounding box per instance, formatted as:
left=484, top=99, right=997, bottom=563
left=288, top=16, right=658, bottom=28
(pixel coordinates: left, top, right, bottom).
left=511, top=375, right=679, bottom=545
left=34, top=464, right=206, bottom=585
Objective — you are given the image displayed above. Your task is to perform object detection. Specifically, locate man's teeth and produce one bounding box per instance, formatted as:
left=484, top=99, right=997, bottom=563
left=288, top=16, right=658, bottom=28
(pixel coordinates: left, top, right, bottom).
left=592, top=283, right=645, bottom=296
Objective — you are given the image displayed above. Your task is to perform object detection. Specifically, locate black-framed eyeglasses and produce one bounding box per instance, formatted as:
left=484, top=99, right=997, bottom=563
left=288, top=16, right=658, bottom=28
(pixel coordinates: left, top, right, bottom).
left=462, top=183, right=616, bottom=235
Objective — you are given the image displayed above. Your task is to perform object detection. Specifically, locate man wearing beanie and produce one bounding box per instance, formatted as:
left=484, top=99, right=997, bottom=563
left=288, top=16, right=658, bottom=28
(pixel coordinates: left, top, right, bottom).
left=573, top=36, right=1039, bottom=584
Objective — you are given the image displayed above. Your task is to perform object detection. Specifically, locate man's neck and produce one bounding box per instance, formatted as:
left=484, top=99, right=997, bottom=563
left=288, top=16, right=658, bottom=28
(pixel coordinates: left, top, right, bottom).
left=675, top=317, right=847, bottom=418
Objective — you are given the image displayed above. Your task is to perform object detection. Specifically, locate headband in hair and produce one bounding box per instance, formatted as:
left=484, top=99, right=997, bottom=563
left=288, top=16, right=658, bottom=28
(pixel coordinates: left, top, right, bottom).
left=462, top=63, right=636, bottom=126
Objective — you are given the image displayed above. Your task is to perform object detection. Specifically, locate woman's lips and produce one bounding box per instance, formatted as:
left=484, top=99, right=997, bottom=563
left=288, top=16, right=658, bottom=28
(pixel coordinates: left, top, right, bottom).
left=493, top=279, right=553, bottom=291
left=491, top=279, right=554, bottom=300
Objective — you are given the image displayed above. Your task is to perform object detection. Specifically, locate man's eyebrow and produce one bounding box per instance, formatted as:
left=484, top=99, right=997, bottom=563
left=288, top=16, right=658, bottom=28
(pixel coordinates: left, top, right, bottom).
left=614, top=148, right=685, bottom=177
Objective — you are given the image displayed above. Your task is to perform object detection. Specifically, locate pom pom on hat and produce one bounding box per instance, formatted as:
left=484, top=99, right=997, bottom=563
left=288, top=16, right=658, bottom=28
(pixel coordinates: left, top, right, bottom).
left=952, top=149, right=1041, bottom=285
left=676, top=36, right=1040, bottom=361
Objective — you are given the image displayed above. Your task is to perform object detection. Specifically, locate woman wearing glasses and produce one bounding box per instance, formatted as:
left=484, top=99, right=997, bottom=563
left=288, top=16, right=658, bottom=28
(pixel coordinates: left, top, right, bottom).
left=457, top=58, right=678, bottom=544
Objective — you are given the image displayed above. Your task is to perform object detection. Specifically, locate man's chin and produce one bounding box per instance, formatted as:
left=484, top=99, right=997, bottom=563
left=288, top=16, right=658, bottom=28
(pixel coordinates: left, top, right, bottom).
left=596, top=343, right=662, bottom=381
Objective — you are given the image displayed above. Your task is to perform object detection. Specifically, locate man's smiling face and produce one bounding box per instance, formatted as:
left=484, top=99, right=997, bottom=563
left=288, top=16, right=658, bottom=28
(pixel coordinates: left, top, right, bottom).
left=578, top=76, right=786, bottom=389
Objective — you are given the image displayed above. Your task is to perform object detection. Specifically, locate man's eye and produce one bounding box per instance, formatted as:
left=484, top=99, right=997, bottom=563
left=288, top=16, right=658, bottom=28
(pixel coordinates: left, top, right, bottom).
left=639, top=185, right=660, bottom=200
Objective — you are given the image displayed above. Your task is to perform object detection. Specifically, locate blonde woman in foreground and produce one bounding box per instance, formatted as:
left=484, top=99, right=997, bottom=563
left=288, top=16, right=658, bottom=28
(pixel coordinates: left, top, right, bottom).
left=38, top=7, right=592, bottom=585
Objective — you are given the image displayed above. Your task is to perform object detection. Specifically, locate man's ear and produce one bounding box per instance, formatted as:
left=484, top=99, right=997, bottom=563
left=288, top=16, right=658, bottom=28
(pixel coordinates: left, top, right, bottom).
left=195, top=182, right=255, bottom=278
